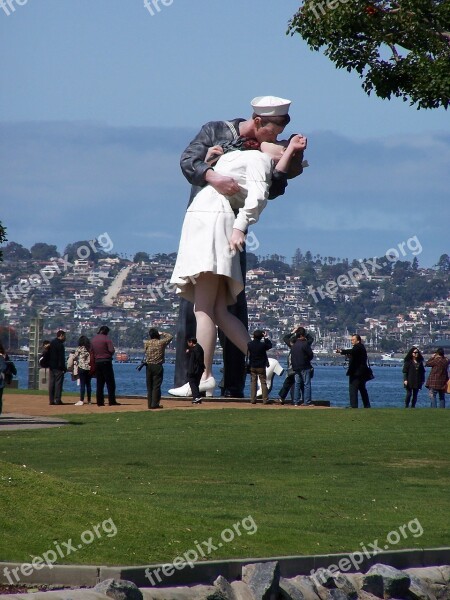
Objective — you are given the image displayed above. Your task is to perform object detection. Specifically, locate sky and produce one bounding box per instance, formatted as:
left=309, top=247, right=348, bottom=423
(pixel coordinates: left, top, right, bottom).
left=0, top=0, right=449, bottom=268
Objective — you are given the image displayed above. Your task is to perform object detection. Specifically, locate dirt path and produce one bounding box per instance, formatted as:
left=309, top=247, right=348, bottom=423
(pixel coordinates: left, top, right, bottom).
left=1, top=393, right=327, bottom=418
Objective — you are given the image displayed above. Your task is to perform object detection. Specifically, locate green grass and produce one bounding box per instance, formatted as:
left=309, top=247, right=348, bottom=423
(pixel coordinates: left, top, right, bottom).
left=0, top=409, right=449, bottom=566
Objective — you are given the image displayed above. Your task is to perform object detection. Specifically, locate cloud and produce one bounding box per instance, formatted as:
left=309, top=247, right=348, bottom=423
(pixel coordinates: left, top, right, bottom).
left=0, top=122, right=448, bottom=266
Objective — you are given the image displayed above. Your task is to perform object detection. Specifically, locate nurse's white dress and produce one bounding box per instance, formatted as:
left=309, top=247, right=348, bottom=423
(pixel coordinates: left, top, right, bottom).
left=170, top=150, right=275, bottom=306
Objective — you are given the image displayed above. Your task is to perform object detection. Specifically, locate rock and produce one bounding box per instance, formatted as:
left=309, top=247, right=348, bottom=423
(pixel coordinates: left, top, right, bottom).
left=140, top=585, right=225, bottom=599
left=404, top=567, right=446, bottom=585
left=241, top=561, right=280, bottom=600
left=404, top=567, right=450, bottom=600
left=287, top=576, right=321, bottom=600
left=94, top=579, right=143, bottom=600
left=362, top=564, right=410, bottom=598
left=308, top=570, right=357, bottom=600
left=213, top=576, right=237, bottom=600
left=230, top=581, right=255, bottom=600
left=279, top=577, right=305, bottom=599
left=405, top=573, right=437, bottom=600
left=361, top=571, right=384, bottom=598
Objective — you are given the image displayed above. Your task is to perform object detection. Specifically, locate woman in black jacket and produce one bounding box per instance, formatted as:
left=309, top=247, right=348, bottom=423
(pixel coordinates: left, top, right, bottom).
left=402, top=347, right=425, bottom=408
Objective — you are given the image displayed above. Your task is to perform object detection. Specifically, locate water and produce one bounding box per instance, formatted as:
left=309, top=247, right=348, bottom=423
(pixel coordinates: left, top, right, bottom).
left=11, top=361, right=435, bottom=408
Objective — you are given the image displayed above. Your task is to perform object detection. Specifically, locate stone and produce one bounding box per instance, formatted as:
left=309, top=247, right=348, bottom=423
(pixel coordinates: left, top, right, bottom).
left=241, top=561, right=280, bottom=600
left=361, top=572, right=384, bottom=598
left=288, top=576, right=321, bottom=600
left=213, top=576, right=237, bottom=600
left=230, top=581, right=255, bottom=600
left=405, top=572, right=437, bottom=600
left=140, top=585, right=224, bottom=599
left=279, top=576, right=306, bottom=599
left=362, top=564, right=410, bottom=598
left=404, top=567, right=447, bottom=585
left=94, top=579, right=143, bottom=600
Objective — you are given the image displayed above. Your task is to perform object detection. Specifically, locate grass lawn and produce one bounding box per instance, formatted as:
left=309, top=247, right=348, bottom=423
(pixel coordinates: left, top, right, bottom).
left=0, top=409, right=449, bottom=566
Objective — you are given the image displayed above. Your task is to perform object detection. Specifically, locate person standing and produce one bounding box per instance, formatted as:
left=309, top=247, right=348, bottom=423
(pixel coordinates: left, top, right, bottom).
left=425, top=348, right=449, bottom=408
left=247, top=330, right=273, bottom=405
left=186, top=338, right=205, bottom=405
left=336, top=334, right=371, bottom=408
left=144, top=328, right=173, bottom=409
left=48, top=330, right=66, bottom=405
left=91, top=326, right=119, bottom=406
left=173, top=95, right=306, bottom=398
left=276, top=334, right=296, bottom=405
left=402, top=347, right=425, bottom=408
left=0, top=343, right=7, bottom=416
left=73, top=335, right=93, bottom=406
left=291, top=327, right=314, bottom=406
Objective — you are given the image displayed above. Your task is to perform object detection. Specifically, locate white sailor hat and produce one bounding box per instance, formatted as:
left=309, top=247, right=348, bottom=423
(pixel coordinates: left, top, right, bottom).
left=251, top=95, right=291, bottom=117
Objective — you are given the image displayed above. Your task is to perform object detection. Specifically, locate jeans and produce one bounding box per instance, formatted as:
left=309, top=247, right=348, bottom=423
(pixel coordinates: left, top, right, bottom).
left=95, top=360, right=116, bottom=405
left=250, top=367, right=268, bottom=403
left=146, top=363, right=164, bottom=408
left=278, top=373, right=295, bottom=402
left=429, top=388, right=446, bottom=408
left=294, top=369, right=312, bottom=405
left=78, top=369, right=92, bottom=403
left=49, top=369, right=65, bottom=404
left=404, top=387, right=419, bottom=408
left=0, top=386, right=3, bottom=415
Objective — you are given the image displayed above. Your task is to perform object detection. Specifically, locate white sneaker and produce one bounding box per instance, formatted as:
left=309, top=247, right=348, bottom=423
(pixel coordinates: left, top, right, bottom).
left=75, top=401, right=84, bottom=406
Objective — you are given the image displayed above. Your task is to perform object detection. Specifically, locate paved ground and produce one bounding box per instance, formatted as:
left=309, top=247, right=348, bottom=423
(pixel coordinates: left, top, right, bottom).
left=0, top=394, right=328, bottom=430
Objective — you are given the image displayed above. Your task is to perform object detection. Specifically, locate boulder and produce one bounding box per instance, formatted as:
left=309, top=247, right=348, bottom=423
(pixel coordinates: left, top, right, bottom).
left=362, top=564, right=410, bottom=598
left=94, top=579, right=143, bottom=600
left=279, top=576, right=305, bottom=599
left=287, top=576, right=321, bottom=600
left=213, top=576, right=237, bottom=600
left=241, top=561, right=280, bottom=600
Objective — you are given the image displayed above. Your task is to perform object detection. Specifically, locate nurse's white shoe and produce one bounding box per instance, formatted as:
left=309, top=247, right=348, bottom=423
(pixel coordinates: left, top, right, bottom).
left=168, top=382, right=192, bottom=397
left=168, top=376, right=216, bottom=397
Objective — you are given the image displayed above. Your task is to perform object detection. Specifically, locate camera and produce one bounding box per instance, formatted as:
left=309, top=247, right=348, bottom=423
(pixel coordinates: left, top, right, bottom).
left=136, top=362, right=147, bottom=372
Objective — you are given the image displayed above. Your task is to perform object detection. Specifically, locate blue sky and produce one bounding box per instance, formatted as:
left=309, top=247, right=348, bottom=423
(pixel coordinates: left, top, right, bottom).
left=0, top=0, right=449, bottom=267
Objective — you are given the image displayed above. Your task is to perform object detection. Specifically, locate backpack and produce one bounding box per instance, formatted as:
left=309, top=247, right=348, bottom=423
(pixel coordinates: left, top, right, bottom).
left=4, top=360, right=17, bottom=384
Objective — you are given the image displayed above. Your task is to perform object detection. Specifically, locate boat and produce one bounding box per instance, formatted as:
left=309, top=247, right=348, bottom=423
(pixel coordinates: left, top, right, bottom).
left=115, top=352, right=129, bottom=363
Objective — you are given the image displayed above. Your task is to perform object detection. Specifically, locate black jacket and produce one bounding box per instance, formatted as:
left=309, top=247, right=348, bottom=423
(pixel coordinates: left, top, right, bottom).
left=341, top=343, right=368, bottom=378
left=247, top=338, right=272, bottom=369
left=180, top=119, right=289, bottom=206
left=403, top=358, right=425, bottom=389
left=187, top=344, right=205, bottom=378
left=48, top=338, right=66, bottom=371
left=291, top=338, right=314, bottom=371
